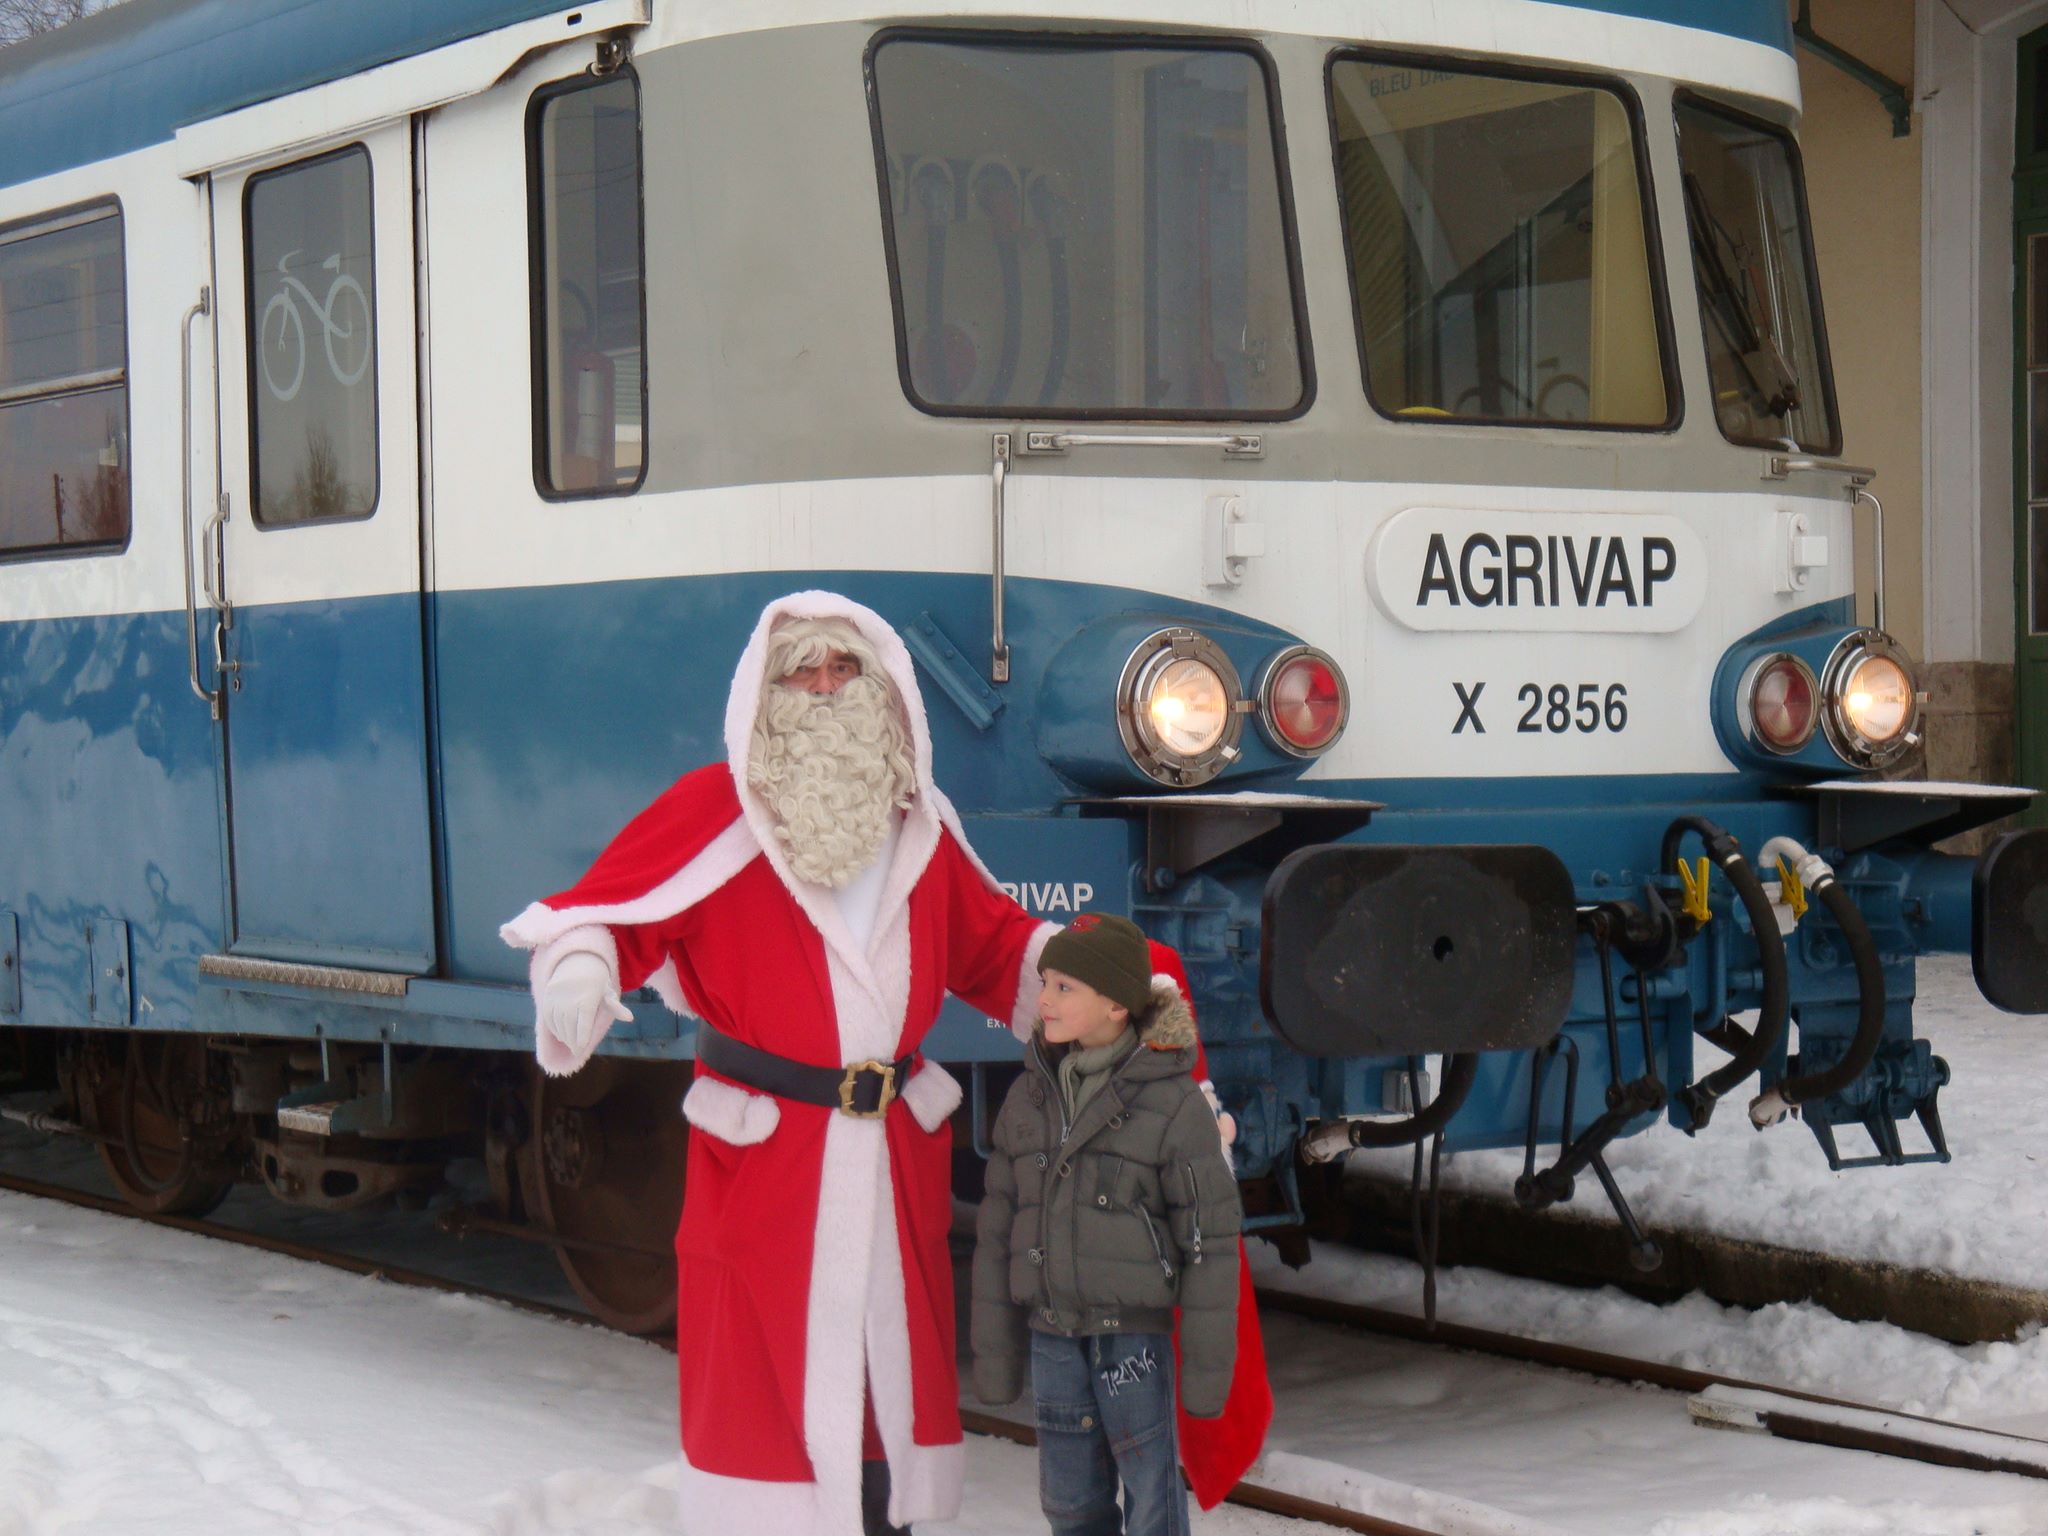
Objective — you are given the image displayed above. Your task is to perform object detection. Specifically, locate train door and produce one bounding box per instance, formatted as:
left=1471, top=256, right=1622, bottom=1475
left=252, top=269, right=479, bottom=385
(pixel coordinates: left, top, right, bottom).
left=204, top=120, right=437, bottom=972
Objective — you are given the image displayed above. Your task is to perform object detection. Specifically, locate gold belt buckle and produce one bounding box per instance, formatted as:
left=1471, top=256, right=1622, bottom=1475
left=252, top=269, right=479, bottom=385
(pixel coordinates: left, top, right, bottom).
left=838, top=1060, right=897, bottom=1118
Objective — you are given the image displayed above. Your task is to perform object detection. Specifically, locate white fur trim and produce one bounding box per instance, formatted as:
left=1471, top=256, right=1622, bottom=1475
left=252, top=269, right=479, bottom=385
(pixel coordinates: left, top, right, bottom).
left=723, top=593, right=936, bottom=821
left=803, top=1113, right=884, bottom=1535
left=899, top=1061, right=962, bottom=1133
left=863, top=1128, right=965, bottom=1527
left=645, top=956, right=689, bottom=1015
left=681, top=1074, right=781, bottom=1146
left=674, top=1453, right=832, bottom=1536
left=721, top=594, right=945, bottom=1013
left=498, top=815, right=760, bottom=959
left=535, top=1023, right=588, bottom=1081
left=928, top=783, right=1001, bottom=890
left=1010, top=922, right=1060, bottom=1041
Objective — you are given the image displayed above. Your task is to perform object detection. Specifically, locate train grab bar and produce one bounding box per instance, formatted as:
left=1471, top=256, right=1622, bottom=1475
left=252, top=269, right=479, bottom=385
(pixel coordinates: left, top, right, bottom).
left=987, top=428, right=1266, bottom=682
left=1023, top=430, right=1263, bottom=457
left=180, top=288, right=223, bottom=721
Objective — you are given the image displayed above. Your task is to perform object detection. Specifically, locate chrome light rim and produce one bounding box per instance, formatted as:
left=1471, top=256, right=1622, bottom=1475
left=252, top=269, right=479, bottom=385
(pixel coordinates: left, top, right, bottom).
left=1736, top=651, right=1820, bottom=755
left=1116, top=628, right=1244, bottom=787
left=1819, top=629, right=1922, bottom=770
left=1254, top=644, right=1350, bottom=758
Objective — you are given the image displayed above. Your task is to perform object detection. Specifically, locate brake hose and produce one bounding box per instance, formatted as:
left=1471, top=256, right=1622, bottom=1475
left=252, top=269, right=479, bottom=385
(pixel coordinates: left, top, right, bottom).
left=1748, top=837, right=1886, bottom=1126
left=1661, top=816, right=1790, bottom=1128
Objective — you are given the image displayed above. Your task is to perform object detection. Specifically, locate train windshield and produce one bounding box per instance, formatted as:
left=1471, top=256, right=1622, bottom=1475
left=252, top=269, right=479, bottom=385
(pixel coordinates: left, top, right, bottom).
left=1328, top=58, right=1672, bottom=430
left=1674, top=98, right=1839, bottom=453
left=869, top=36, right=1306, bottom=418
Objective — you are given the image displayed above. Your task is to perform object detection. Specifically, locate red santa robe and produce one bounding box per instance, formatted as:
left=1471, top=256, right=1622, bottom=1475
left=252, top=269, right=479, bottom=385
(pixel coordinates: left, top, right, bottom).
left=500, top=591, right=1056, bottom=1536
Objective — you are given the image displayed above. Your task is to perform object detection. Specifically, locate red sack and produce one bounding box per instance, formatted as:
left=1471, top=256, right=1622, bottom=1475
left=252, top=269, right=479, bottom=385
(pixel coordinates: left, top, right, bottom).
left=1148, top=942, right=1274, bottom=1509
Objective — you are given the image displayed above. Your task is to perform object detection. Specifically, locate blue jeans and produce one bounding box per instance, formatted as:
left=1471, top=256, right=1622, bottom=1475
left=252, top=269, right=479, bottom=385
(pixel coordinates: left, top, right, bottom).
left=1029, top=1329, right=1188, bottom=1536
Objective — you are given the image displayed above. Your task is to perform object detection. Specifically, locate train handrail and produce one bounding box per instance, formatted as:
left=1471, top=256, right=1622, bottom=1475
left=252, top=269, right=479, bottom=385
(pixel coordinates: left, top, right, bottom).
left=987, top=429, right=1266, bottom=682
left=1765, top=455, right=1886, bottom=634
left=180, top=288, right=223, bottom=721
left=1764, top=454, right=1875, bottom=484
left=1023, top=430, right=1263, bottom=456
left=989, top=433, right=1010, bottom=684
left=1854, top=487, right=1887, bottom=634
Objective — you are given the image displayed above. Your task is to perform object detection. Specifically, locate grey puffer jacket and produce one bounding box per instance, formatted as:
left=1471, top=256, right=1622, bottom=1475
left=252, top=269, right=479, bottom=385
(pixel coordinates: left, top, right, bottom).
left=971, top=979, right=1242, bottom=1416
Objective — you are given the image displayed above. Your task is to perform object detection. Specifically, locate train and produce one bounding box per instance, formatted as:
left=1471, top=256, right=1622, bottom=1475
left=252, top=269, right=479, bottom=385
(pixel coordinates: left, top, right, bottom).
left=5, top=0, right=2046, bottom=1332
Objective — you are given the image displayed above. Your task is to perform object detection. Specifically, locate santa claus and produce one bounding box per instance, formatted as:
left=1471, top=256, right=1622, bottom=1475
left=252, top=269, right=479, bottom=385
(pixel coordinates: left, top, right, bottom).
left=500, top=591, right=1055, bottom=1536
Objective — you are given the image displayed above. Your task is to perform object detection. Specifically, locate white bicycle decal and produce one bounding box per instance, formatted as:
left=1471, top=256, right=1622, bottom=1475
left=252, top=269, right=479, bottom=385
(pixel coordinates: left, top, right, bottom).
left=258, top=249, right=372, bottom=402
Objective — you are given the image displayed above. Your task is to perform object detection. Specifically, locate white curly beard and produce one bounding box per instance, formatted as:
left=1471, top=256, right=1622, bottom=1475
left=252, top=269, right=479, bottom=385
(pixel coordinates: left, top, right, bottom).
left=748, top=674, right=915, bottom=888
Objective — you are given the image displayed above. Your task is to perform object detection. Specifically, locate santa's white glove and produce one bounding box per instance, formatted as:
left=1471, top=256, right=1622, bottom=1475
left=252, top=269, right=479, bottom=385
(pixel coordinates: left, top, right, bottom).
left=537, top=950, right=632, bottom=1076
left=1200, top=1080, right=1238, bottom=1158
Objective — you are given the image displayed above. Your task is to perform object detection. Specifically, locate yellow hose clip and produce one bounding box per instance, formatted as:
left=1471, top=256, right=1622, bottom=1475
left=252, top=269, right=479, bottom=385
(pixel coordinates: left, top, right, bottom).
left=1775, top=855, right=1808, bottom=923
left=1676, top=856, right=1713, bottom=924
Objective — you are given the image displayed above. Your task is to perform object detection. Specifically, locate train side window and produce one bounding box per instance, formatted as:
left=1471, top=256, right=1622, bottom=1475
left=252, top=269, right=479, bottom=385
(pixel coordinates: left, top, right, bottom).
left=528, top=69, right=646, bottom=497
left=0, top=204, right=129, bottom=558
left=869, top=33, right=1310, bottom=420
left=1673, top=96, right=1841, bottom=455
left=245, top=146, right=379, bottom=526
left=1328, top=56, right=1676, bottom=431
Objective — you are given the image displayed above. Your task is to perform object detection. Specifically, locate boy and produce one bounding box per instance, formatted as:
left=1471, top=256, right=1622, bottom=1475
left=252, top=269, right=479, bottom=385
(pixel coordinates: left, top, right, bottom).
left=972, top=913, right=1243, bottom=1536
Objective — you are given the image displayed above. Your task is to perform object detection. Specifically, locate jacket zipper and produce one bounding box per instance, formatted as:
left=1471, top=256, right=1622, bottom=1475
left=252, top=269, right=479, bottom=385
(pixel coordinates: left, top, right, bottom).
left=1031, top=1042, right=1071, bottom=1144
left=1029, top=1042, right=1066, bottom=1315
left=1132, top=1202, right=1175, bottom=1282
left=1185, top=1161, right=1204, bottom=1265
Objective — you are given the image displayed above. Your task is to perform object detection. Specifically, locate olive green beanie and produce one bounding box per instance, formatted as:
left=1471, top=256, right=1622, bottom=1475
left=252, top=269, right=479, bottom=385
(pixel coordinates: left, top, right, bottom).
left=1038, top=912, right=1153, bottom=1017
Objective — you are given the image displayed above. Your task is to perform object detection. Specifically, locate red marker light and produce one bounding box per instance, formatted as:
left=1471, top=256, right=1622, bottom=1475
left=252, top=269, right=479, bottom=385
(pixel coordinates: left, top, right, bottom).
left=1751, top=654, right=1818, bottom=753
left=1264, top=651, right=1347, bottom=754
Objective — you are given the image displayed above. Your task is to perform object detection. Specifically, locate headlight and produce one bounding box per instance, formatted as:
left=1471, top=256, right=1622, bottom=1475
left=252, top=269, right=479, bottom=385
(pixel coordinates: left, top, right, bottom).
left=1738, top=652, right=1819, bottom=754
left=1820, top=630, right=1921, bottom=769
left=1257, top=646, right=1349, bottom=756
left=1117, top=629, right=1243, bottom=786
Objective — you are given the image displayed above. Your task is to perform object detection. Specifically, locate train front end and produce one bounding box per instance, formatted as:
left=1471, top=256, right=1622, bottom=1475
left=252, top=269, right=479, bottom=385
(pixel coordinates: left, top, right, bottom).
left=863, top=10, right=2048, bottom=1229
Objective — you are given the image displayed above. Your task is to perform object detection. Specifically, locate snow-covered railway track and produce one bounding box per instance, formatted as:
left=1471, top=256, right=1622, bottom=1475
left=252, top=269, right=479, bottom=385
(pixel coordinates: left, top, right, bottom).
left=1254, top=1286, right=2048, bottom=1482
left=9, top=1160, right=2043, bottom=1531
left=0, top=1168, right=1392, bottom=1535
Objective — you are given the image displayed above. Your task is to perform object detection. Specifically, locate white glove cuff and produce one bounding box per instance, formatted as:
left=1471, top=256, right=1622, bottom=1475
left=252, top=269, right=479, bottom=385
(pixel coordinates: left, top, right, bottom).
left=683, top=1074, right=780, bottom=1146
left=532, top=925, right=618, bottom=993
left=900, top=1060, right=963, bottom=1133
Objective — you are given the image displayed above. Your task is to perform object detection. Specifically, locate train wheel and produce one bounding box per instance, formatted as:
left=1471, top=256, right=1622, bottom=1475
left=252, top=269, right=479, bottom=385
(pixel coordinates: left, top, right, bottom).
left=83, top=1035, right=236, bottom=1218
left=520, top=1057, right=688, bottom=1336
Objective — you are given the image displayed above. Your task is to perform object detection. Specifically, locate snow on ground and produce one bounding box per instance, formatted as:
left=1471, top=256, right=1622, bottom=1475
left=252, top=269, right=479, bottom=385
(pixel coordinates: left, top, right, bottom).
left=6, top=1183, right=2044, bottom=1535
left=0, top=1188, right=1320, bottom=1535
left=4, top=958, right=2048, bottom=1532
left=1349, top=954, right=2048, bottom=1291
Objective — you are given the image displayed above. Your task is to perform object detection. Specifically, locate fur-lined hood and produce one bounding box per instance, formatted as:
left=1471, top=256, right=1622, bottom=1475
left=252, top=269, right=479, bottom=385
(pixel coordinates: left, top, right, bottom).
left=1134, top=975, right=1197, bottom=1049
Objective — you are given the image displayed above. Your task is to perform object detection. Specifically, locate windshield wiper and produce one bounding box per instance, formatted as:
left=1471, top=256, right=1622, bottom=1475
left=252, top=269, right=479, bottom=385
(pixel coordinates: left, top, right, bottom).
left=1682, top=170, right=1801, bottom=420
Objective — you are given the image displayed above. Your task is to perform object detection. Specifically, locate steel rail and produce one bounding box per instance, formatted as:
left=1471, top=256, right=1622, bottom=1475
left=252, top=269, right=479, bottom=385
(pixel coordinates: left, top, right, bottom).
left=1254, top=1287, right=2048, bottom=1481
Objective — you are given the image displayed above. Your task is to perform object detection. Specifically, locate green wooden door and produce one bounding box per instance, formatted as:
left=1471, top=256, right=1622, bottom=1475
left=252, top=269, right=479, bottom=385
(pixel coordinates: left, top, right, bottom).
left=2015, top=25, right=2048, bottom=819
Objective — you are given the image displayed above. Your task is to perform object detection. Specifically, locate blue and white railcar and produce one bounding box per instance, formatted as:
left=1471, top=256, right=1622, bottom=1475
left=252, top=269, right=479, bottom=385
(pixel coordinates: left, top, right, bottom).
left=3, top=0, right=2043, bottom=1326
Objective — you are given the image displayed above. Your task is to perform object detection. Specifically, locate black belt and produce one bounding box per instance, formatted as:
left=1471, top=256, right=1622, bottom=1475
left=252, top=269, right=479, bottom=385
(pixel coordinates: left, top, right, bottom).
left=696, top=1025, right=913, bottom=1119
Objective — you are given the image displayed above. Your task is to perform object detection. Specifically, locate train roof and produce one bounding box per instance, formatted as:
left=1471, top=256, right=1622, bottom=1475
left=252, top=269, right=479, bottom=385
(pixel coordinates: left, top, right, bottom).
left=0, top=0, right=1795, bottom=196
left=0, top=0, right=578, bottom=194
left=1575, top=0, right=1791, bottom=53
